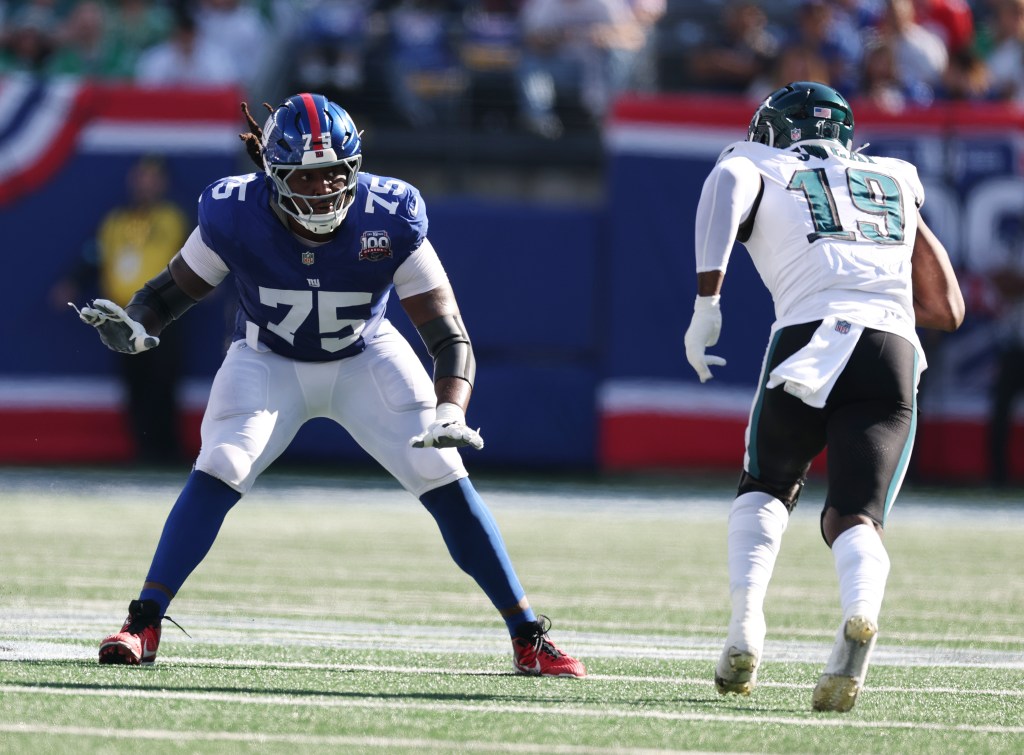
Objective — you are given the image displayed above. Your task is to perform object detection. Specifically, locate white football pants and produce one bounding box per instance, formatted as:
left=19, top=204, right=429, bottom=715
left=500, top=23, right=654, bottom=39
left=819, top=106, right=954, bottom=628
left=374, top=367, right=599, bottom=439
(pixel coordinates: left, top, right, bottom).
left=195, top=320, right=467, bottom=497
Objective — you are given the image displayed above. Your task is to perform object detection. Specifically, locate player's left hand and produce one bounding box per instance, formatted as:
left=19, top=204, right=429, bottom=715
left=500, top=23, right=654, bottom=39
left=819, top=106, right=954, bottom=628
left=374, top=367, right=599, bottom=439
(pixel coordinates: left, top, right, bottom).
left=70, top=298, right=159, bottom=354
left=410, top=402, right=484, bottom=450
left=684, top=294, right=727, bottom=383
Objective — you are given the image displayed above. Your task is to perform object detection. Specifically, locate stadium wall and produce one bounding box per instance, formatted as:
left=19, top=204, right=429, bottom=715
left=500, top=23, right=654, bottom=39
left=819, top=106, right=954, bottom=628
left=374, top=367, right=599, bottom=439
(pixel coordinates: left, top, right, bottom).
left=2, top=79, right=1022, bottom=482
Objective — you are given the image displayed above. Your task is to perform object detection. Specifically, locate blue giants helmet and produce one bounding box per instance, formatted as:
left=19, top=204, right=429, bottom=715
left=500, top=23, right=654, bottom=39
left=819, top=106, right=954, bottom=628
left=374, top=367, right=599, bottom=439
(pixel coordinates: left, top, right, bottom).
left=261, top=93, right=362, bottom=234
left=747, top=81, right=855, bottom=151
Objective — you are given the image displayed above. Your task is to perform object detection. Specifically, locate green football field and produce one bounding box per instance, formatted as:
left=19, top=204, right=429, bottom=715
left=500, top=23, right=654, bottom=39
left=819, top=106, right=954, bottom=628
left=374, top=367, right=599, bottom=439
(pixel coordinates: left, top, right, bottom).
left=1, top=466, right=1022, bottom=754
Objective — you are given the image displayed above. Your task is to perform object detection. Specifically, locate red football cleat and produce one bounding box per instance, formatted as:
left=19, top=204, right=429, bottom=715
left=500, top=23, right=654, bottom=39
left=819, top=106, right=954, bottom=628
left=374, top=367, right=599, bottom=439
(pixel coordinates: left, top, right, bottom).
left=98, top=599, right=163, bottom=665
left=512, top=615, right=586, bottom=678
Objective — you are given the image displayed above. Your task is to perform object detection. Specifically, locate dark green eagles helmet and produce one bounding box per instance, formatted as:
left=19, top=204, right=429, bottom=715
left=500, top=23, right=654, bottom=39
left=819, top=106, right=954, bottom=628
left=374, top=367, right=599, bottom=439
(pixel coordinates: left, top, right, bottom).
left=747, top=81, right=855, bottom=150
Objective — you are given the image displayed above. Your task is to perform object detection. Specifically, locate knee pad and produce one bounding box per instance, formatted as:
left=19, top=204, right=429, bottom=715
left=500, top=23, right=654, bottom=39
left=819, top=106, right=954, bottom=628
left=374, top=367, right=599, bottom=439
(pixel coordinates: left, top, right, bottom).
left=737, top=471, right=805, bottom=512
left=394, top=444, right=466, bottom=498
left=408, top=445, right=463, bottom=481
left=195, top=443, right=254, bottom=494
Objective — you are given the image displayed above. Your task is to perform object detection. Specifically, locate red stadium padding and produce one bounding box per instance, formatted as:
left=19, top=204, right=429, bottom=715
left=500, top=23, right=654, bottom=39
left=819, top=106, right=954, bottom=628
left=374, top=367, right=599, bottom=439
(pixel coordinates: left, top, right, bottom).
left=910, top=418, right=1016, bottom=482
left=600, top=412, right=745, bottom=471
left=600, top=411, right=1024, bottom=484
left=599, top=411, right=828, bottom=473
left=0, top=409, right=201, bottom=463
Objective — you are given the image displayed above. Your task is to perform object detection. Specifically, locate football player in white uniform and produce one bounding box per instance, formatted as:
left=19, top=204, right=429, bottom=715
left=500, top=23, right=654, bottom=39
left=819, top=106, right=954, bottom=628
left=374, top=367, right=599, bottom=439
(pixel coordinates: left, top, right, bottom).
left=74, top=93, right=585, bottom=678
left=684, top=82, right=964, bottom=711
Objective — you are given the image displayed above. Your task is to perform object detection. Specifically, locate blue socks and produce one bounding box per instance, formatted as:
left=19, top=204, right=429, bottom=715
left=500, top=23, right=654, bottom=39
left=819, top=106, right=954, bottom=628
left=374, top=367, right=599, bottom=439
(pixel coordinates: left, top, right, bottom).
left=420, top=478, right=536, bottom=635
left=139, top=470, right=241, bottom=615
left=138, top=472, right=534, bottom=636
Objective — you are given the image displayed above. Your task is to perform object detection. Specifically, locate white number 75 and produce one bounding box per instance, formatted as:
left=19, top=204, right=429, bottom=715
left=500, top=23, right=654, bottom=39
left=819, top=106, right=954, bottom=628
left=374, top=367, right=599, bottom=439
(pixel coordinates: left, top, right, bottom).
left=258, top=288, right=372, bottom=352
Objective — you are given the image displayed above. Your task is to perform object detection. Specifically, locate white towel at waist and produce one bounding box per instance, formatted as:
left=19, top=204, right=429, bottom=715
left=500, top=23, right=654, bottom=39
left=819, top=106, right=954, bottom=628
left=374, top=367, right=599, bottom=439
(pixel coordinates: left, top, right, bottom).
left=766, top=317, right=864, bottom=408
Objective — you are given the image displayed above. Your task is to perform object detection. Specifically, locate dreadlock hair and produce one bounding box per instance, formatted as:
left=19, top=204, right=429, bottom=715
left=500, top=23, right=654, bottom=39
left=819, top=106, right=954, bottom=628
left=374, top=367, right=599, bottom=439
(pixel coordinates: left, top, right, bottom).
left=239, top=101, right=274, bottom=171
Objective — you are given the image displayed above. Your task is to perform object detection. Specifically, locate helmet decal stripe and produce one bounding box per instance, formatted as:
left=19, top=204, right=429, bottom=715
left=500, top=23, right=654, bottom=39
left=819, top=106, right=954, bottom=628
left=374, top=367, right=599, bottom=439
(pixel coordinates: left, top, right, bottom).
left=298, top=92, right=323, bottom=148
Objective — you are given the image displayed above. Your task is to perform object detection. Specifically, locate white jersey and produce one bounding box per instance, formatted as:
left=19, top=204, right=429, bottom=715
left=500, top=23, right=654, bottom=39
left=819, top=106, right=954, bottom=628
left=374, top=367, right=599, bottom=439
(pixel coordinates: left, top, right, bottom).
left=695, top=139, right=926, bottom=357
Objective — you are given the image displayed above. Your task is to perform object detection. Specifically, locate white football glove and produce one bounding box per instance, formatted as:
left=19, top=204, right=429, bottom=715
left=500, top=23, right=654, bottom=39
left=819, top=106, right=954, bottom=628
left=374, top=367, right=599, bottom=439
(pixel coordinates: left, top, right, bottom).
left=684, top=294, right=727, bottom=383
left=70, top=298, right=159, bottom=354
left=410, top=402, right=484, bottom=450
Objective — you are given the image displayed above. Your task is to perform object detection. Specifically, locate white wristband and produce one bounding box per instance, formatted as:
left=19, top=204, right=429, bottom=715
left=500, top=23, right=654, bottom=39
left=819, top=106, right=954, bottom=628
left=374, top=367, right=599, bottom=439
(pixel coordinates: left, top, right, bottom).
left=694, top=294, right=721, bottom=310
left=435, top=402, right=465, bottom=423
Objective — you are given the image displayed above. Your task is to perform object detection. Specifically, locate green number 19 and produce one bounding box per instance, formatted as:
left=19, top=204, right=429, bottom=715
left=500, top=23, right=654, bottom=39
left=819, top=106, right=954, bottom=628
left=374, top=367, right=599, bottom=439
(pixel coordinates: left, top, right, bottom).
left=788, top=168, right=905, bottom=244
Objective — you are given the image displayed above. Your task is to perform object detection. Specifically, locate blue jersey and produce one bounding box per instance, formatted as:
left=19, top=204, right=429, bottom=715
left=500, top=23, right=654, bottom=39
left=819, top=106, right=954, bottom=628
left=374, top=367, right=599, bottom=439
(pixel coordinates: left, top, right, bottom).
left=197, top=171, right=428, bottom=362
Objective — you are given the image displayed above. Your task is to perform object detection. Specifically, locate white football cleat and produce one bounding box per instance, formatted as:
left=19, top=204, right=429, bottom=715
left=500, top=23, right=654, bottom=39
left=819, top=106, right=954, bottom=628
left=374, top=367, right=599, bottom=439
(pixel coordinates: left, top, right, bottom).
left=715, top=610, right=765, bottom=695
left=715, top=645, right=760, bottom=695
left=812, top=615, right=878, bottom=712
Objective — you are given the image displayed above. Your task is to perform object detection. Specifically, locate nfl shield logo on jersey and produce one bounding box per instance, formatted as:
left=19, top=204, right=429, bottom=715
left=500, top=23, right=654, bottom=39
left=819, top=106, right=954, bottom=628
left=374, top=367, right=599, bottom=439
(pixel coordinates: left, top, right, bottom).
left=301, top=251, right=315, bottom=266
left=835, top=319, right=852, bottom=334
left=359, top=230, right=392, bottom=262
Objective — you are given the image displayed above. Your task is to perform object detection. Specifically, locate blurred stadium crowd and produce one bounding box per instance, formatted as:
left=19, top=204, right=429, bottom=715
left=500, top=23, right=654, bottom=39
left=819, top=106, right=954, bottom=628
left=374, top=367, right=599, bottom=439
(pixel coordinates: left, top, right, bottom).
left=1, top=0, right=1021, bottom=142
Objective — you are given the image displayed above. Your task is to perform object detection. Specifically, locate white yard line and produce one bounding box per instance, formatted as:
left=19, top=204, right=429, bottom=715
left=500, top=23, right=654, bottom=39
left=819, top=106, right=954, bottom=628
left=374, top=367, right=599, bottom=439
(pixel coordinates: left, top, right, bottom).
left=3, top=611, right=1024, bottom=670
left=5, top=635, right=1024, bottom=669
left=3, top=644, right=1023, bottom=699
left=3, top=685, right=1023, bottom=736
left=0, top=725, right=697, bottom=755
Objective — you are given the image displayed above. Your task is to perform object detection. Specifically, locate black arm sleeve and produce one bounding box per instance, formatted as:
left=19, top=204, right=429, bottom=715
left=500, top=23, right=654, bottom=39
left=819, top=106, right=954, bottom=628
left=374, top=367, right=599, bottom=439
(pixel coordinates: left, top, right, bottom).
left=415, top=314, right=477, bottom=387
left=126, top=265, right=198, bottom=331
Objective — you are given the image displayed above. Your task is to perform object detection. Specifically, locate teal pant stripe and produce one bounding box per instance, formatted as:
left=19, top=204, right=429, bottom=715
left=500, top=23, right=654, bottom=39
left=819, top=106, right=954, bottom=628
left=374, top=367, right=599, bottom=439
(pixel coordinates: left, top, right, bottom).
left=883, top=350, right=919, bottom=525
left=747, top=330, right=783, bottom=480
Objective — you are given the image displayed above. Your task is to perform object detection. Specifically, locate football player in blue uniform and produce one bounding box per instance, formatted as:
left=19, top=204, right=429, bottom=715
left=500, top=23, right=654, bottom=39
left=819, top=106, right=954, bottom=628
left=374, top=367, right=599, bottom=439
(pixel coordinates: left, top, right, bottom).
left=74, top=93, right=585, bottom=677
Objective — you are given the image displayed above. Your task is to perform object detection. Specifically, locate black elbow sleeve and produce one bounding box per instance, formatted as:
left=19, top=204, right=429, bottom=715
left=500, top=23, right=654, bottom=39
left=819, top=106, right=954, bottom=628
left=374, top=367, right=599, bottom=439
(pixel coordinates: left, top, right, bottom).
left=416, top=314, right=477, bottom=387
left=127, top=266, right=197, bottom=331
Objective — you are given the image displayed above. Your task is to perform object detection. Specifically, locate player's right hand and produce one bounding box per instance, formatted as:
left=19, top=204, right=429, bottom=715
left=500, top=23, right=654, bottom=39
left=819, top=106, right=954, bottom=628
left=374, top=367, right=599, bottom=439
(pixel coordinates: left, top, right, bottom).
left=684, top=295, right=727, bottom=383
left=70, top=298, right=159, bottom=354
left=410, top=402, right=484, bottom=450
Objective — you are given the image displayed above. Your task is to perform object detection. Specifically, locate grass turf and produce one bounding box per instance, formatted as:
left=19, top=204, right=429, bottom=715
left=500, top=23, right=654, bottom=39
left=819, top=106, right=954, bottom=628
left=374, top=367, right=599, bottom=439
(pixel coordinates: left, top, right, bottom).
left=1, top=467, right=1022, bottom=753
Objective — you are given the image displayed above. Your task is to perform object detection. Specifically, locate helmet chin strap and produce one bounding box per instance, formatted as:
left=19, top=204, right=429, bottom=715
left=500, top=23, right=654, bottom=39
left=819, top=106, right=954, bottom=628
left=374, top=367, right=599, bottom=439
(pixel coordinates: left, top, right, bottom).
left=300, top=215, right=344, bottom=235
left=269, top=195, right=345, bottom=235
left=294, top=204, right=346, bottom=234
